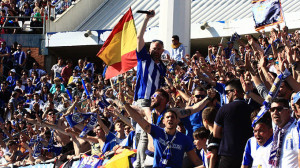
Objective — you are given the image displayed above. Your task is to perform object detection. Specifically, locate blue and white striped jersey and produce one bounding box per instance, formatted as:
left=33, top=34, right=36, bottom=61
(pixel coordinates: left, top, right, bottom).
left=134, top=47, right=166, bottom=101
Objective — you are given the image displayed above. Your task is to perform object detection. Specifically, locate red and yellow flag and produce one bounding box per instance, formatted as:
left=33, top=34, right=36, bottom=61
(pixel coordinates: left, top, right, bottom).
left=97, top=8, right=137, bottom=79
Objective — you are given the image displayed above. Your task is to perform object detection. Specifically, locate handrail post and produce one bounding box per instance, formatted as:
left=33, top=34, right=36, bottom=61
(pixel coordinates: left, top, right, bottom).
left=43, top=14, right=46, bottom=34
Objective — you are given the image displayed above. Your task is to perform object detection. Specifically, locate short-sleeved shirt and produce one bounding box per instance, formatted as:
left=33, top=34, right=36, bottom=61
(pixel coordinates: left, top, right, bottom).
left=51, top=64, right=65, bottom=78
left=242, top=136, right=273, bottom=168
left=277, top=119, right=299, bottom=168
left=214, top=99, right=253, bottom=158
left=13, top=51, right=26, bottom=66
left=171, top=44, right=185, bottom=62
left=102, top=132, right=123, bottom=154
left=150, top=124, right=194, bottom=168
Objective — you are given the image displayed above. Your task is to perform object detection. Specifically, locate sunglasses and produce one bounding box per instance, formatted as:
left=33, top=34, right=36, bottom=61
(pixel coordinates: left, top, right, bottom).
left=267, top=57, right=274, bottom=61
left=152, top=93, right=161, bottom=98
left=48, top=113, right=55, bottom=116
left=194, top=95, right=206, bottom=99
left=225, top=89, right=235, bottom=95
left=269, top=106, right=288, bottom=112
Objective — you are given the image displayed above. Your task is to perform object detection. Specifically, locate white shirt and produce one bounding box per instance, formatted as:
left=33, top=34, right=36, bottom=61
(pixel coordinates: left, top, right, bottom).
left=278, top=120, right=299, bottom=168
left=51, top=64, right=65, bottom=78
left=242, top=136, right=273, bottom=168
left=171, top=44, right=185, bottom=62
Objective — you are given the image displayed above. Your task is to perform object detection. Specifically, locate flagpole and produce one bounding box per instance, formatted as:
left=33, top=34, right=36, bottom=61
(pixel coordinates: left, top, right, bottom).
left=217, top=37, right=224, bottom=56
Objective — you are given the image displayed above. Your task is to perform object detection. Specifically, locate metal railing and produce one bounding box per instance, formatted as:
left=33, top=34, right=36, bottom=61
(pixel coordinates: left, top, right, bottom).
left=0, top=15, right=46, bottom=34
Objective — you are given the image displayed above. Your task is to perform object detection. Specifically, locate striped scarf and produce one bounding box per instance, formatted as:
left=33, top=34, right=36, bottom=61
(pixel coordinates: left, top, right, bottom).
left=269, top=117, right=295, bottom=167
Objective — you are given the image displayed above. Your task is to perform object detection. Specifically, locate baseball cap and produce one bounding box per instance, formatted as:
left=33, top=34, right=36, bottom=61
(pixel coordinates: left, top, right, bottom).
left=10, top=69, right=16, bottom=73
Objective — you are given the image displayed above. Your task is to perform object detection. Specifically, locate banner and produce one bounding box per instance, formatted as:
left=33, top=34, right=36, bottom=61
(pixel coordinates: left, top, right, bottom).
left=77, top=155, right=102, bottom=168
left=252, top=0, right=284, bottom=31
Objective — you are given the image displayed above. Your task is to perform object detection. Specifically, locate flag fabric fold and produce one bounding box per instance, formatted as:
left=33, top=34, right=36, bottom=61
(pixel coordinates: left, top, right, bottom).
left=97, top=8, right=137, bottom=79
left=252, top=0, right=284, bottom=31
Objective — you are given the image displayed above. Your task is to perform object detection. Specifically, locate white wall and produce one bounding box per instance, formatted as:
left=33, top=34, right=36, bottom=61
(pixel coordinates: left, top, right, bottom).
left=47, top=0, right=107, bottom=32
left=159, top=0, right=191, bottom=55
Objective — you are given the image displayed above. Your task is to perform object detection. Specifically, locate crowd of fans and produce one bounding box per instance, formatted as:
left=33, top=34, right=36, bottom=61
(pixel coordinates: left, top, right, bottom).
left=0, top=0, right=76, bottom=34
left=0, top=11, right=300, bottom=168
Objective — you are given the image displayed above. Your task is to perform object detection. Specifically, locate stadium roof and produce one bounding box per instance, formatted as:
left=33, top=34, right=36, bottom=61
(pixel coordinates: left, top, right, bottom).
left=75, top=0, right=300, bottom=31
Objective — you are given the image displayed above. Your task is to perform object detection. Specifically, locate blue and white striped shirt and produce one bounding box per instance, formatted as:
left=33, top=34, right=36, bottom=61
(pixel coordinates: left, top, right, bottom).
left=134, top=47, right=166, bottom=101
left=13, top=51, right=26, bottom=65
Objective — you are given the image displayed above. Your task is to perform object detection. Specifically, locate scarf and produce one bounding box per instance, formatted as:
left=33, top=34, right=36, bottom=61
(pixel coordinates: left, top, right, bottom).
left=269, top=117, right=295, bottom=167
left=151, top=108, right=166, bottom=126
left=252, top=69, right=291, bottom=127
left=171, top=43, right=182, bottom=49
left=159, top=130, right=177, bottom=168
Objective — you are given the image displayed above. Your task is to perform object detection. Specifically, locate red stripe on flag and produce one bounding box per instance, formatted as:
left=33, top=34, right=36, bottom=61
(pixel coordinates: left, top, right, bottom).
left=97, top=8, right=134, bottom=56
left=105, top=50, right=137, bottom=79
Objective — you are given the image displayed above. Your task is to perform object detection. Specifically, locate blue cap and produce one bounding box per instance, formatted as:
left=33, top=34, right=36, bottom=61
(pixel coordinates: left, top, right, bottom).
left=293, top=91, right=300, bottom=104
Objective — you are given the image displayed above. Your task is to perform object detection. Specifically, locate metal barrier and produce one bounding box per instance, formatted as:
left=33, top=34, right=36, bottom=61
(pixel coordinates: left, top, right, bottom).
left=0, top=15, right=46, bottom=34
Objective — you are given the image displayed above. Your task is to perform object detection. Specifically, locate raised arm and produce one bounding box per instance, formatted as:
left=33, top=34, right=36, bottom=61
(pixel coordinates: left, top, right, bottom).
left=120, top=92, right=151, bottom=133
left=96, top=113, right=110, bottom=135
left=173, top=89, right=214, bottom=118
left=111, top=106, right=135, bottom=130
left=137, top=10, right=154, bottom=52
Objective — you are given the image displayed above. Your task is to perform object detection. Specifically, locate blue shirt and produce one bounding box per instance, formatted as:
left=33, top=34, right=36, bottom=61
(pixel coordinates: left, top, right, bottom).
left=13, top=51, right=26, bottom=65
left=214, top=83, right=226, bottom=106
left=205, top=54, right=216, bottom=63
left=6, top=76, right=18, bottom=88
left=189, top=109, right=204, bottom=132
left=134, top=47, right=166, bottom=100
left=25, top=85, right=35, bottom=94
left=150, top=125, right=194, bottom=168
left=0, top=46, right=11, bottom=61
left=102, top=132, right=121, bottom=154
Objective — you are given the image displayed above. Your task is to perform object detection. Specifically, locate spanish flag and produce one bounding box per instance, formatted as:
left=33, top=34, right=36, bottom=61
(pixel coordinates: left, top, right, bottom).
left=103, top=149, right=136, bottom=168
left=97, top=8, right=137, bottom=79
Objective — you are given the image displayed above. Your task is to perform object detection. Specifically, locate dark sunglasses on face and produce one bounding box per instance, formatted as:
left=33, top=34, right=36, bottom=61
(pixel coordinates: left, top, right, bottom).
left=194, top=95, right=206, bottom=99
left=269, top=106, right=288, bottom=112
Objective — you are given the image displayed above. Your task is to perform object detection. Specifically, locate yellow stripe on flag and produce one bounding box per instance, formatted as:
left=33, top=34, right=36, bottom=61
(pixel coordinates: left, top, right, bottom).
left=103, top=149, right=136, bottom=168
left=121, top=19, right=137, bottom=56
left=101, top=31, right=122, bottom=65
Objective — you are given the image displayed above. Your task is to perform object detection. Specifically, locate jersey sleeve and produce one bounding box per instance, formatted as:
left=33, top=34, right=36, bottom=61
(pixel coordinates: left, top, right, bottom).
left=207, top=136, right=220, bottom=151
left=184, top=135, right=194, bottom=152
left=150, top=124, right=163, bottom=139
left=136, top=46, right=150, bottom=61
left=242, top=139, right=253, bottom=166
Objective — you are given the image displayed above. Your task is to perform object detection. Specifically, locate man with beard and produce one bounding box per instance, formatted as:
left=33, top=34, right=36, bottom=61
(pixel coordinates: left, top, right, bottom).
left=213, top=79, right=253, bottom=168
left=120, top=91, right=205, bottom=168
left=135, top=10, right=166, bottom=108
left=117, top=88, right=212, bottom=167
left=134, top=10, right=167, bottom=167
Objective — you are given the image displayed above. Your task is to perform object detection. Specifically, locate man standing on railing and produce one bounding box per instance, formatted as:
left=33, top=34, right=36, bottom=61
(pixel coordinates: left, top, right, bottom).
left=12, top=44, right=26, bottom=77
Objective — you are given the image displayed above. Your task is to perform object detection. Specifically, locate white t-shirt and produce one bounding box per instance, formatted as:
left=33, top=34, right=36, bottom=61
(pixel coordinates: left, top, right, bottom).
left=51, top=64, right=65, bottom=78
left=242, top=136, right=273, bottom=168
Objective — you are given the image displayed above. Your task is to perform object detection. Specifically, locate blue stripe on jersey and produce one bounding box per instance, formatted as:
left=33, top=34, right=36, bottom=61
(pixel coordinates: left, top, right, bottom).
left=134, top=47, right=165, bottom=100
